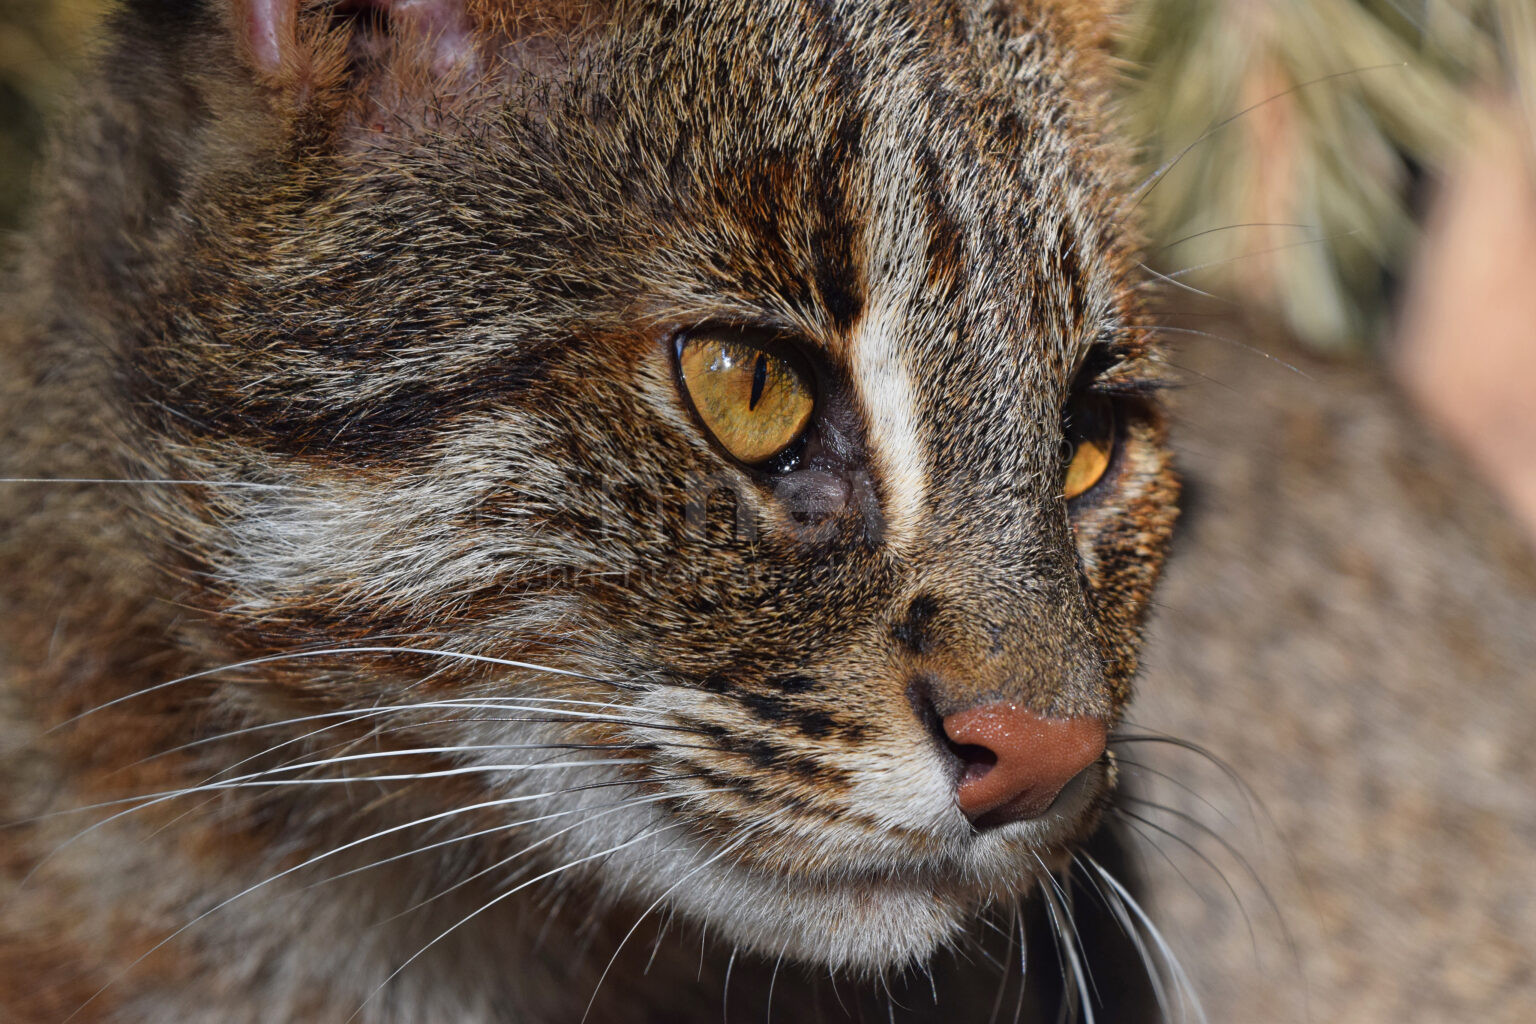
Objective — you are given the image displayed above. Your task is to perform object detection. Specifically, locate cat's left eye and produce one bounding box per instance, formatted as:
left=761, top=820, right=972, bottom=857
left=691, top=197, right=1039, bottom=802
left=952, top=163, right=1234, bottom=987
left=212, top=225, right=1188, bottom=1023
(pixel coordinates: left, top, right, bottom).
left=676, top=330, right=815, bottom=465
left=1063, top=394, right=1116, bottom=501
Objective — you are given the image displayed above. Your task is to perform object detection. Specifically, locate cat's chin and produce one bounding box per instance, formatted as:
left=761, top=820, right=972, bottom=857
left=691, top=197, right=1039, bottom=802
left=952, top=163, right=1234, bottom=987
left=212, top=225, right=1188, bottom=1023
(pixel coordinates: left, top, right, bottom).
left=643, top=843, right=1072, bottom=972
left=544, top=756, right=1112, bottom=972
left=582, top=790, right=1104, bottom=973
left=676, top=871, right=978, bottom=971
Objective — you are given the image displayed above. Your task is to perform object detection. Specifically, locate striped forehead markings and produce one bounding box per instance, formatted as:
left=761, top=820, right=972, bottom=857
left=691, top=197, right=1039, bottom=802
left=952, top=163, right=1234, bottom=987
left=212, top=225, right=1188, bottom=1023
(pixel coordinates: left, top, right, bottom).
left=849, top=301, right=928, bottom=549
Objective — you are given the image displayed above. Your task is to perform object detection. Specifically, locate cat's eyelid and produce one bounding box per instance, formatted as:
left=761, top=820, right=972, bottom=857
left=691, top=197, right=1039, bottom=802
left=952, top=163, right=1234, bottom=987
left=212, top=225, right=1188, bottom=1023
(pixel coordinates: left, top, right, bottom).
left=1088, top=365, right=1176, bottom=398
left=1069, top=342, right=1170, bottom=397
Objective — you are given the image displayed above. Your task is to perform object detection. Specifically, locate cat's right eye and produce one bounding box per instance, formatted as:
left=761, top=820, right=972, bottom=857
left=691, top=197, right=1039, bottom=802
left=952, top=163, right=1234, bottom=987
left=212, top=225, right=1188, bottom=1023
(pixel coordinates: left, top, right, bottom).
left=676, top=330, right=816, bottom=465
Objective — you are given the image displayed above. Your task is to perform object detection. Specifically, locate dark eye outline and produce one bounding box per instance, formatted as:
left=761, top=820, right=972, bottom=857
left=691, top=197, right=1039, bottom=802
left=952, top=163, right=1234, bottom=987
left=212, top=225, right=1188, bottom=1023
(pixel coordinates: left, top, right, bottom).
left=1061, top=340, right=1135, bottom=505
left=1061, top=391, right=1120, bottom=504
left=672, top=325, right=821, bottom=471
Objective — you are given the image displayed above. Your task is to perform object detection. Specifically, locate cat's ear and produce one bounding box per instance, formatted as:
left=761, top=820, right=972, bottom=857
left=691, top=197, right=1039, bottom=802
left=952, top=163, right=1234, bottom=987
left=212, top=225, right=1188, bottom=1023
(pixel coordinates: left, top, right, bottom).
left=226, top=0, right=603, bottom=99
left=962, top=0, right=1124, bottom=58
left=1039, top=0, right=1124, bottom=53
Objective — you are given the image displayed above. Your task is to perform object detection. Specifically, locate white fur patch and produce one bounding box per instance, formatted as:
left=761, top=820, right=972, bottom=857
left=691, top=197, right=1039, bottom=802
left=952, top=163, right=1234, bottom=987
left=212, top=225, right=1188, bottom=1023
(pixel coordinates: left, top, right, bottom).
left=849, top=301, right=928, bottom=548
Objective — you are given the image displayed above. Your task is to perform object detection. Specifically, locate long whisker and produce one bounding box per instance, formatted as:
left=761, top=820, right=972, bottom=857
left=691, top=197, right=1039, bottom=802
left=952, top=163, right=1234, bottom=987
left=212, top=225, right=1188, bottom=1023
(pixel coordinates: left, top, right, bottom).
left=1081, top=854, right=1207, bottom=1024
left=1036, top=856, right=1095, bottom=1024
left=1118, top=796, right=1303, bottom=975
left=319, top=781, right=716, bottom=893
left=52, top=645, right=640, bottom=730
left=1120, top=791, right=1279, bottom=900
left=1157, top=222, right=1315, bottom=251
left=32, top=703, right=715, bottom=823
left=42, top=756, right=647, bottom=820
left=1070, top=852, right=1174, bottom=1024
left=1108, top=732, right=1265, bottom=828
left=1112, top=806, right=1259, bottom=954
left=1136, top=260, right=1226, bottom=303
left=1114, top=756, right=1238, bottom=834
left=1110, top=810, right=1208, bottom=909
left=60, top=784, right=677, bottom=1023
left=1143, top=324, right=1313, bottom=381
left=721, top=945, right=738, bottom=1022
left=1013, top=904, right=1028, bottom=1024
left=135, top=714, right=607, bottom=850
left=120, top=697, right=706, bottom=776
left=580, top=826, right=756, bottom=1023
left=1133, top=63, right=1407, bottom=205
left=0, top=477, right=293, bottom=490
left=342, top=819, right=691, bottom=1023
left=1137, top=231, right=1360, bottom=294
left=378, top=784, right=726, bottom=923
left=18, top=752, right=668, bottom=889
left=986, top=900, right=1019, bottom=1024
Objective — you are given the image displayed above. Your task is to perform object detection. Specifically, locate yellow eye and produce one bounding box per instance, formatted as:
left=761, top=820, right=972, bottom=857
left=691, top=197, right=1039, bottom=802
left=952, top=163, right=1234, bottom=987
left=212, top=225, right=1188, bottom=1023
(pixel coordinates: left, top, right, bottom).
left=677, top=331, right=815, bottom=464
left=1063, top=395, right=1116, bottom=501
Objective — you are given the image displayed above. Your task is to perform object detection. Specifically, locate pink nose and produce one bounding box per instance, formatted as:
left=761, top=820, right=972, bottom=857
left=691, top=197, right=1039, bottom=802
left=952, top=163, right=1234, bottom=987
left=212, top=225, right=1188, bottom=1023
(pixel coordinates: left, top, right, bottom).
left=942, top=703, right=1107, bottom=828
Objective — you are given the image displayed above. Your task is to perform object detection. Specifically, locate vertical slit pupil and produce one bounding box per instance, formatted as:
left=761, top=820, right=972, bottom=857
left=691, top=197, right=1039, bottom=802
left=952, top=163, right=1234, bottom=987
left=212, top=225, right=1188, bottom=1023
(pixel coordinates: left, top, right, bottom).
left=749, top=352, right=768, bottom=410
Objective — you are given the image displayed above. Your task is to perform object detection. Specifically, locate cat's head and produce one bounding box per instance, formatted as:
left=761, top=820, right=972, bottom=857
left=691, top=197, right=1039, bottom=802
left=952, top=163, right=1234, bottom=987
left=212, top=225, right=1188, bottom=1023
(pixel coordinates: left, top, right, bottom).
left=110, top=0, right=1175, bottom=971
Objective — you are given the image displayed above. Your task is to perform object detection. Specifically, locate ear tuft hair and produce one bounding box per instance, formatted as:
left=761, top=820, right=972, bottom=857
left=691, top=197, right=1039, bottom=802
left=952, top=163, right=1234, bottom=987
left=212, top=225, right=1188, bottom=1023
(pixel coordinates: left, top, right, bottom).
left=212, top=0, right=608, bottom=133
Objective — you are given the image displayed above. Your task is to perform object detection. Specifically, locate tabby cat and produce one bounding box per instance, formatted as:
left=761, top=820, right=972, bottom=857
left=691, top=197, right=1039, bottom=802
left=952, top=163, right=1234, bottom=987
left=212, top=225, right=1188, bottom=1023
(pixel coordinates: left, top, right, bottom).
left=4, top=0, right=1533, bottom=1021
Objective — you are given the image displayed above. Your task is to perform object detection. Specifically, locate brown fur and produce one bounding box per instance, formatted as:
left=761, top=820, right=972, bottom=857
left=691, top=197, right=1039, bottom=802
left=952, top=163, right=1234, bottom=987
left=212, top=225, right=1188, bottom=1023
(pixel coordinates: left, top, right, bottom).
left=8, top=2, right=1534, bottom=1022
left=2, top=1, right=1173, bottom=1020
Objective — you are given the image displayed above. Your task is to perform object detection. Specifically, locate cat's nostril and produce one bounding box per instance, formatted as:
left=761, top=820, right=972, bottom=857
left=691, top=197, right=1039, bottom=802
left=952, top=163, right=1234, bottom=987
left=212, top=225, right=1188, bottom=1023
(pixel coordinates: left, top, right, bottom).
left=941, top=703, right=1106, bottom=830
left=947, top=740, right=997, bottom=785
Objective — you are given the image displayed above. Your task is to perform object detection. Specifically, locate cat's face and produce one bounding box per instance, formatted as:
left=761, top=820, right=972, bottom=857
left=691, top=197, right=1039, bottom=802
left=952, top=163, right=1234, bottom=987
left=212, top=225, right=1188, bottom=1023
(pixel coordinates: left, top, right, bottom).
left=127, top=0, right=1175, bottom=971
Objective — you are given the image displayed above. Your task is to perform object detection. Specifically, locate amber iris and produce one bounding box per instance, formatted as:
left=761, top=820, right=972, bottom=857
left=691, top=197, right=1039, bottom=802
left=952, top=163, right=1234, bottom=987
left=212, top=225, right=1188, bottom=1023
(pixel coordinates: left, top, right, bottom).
left=678, top=332, right=815, bottom=464
left=1063, top=395, right=1115, bottom=500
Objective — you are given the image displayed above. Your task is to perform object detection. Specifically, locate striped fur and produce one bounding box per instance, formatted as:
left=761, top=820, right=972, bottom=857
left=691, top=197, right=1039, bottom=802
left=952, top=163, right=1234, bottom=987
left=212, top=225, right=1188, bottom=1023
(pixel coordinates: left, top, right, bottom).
left=0, top=0, right=1176, bottom=1019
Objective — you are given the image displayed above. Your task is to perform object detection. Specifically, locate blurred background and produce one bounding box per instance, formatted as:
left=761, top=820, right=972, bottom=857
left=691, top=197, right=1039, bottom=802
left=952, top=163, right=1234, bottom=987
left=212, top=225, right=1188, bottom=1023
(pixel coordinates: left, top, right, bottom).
left=0, top=0, right=98, bottom=231
left=1118, top=0, right=1536, bottom=542
left=2, top=0, right=1533, bottom=536
left=1122, top=0, right=1533, bottom=352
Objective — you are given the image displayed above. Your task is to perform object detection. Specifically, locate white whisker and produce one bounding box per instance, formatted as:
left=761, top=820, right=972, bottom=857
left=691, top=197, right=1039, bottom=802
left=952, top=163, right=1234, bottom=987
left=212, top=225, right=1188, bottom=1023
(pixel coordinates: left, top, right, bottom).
left=343, top=820, right=692, bottom=1023
left=53, top=645, right=638, bottom=730
left=1071, top=852, right=1173, bottom=1024
left=1115, top=804, right=1259, bottom=953
left=378, top=785, right=732, bottom=924
left=580, top=827, right=756, bottom=1023
left=1082, top=854, right=1207, bottom=1024
left=0, top=477, right=293, bottom=490
left=1036, top=856, right=1095, bottom=1024
left=59, top=775, right=714, bottom=1022
left=18, top=752, right=671, bottom=893
left=326, top=784, right=717, bottom=896
left=1137, top=231, right=1359, bottom=295
left=1133, top=63, right=1407, bottom=205
left=1157, top=222, right=1315, bottom=251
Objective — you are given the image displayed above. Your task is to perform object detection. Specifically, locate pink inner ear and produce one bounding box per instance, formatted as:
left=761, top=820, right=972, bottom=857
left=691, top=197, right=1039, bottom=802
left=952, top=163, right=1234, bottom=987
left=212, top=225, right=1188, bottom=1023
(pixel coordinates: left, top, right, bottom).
left=245, top=0, right=291, bottom=73
left=387, top=0, right=478, bottom=72
left=243, top=0, right=478, bottom=77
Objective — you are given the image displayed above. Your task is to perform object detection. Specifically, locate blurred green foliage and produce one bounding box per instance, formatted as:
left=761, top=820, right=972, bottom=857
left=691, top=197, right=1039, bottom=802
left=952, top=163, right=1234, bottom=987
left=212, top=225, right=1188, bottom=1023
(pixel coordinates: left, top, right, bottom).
left=1119, top=0, right=1534, bottom=352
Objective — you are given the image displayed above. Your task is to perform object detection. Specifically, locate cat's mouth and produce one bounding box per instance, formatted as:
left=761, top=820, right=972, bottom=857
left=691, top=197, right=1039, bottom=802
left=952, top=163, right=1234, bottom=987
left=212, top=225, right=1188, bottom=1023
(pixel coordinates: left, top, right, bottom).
left=465, top=700, right=1114, bottom=971
left=576, top=755, right=1114, bottom=973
